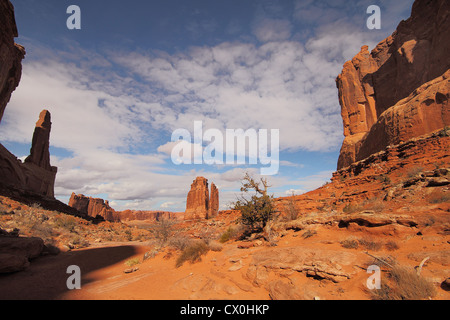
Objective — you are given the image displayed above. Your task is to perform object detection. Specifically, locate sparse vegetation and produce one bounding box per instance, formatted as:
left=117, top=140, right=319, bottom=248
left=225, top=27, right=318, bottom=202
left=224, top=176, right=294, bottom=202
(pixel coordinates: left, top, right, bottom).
left=175, top=240, right=210, bottom=268
left=375, top=174, right=391, bottom=185
left=0, top=200, right=151, bottom=249
left=385, top=240, right=400, bottom=251
left=341, top=238, right=359, bottom=249
left=428, top=189, right=450, bottom=204
left=406, top=166, right=425, bottom=179
left=282, top=194, right=300, bottom=221
left=125, top=258, right=140, bottom=267
left=233, top=173, right=276, bottom=233
left=219, top=226, right=239, bottom=243
left=149, top=218, right=175, bottom=246
left=358, top=237, right=384, bottom=251
left=301, top=229, right=317, bottom=239
left=370, top=265, right=436, bottom=300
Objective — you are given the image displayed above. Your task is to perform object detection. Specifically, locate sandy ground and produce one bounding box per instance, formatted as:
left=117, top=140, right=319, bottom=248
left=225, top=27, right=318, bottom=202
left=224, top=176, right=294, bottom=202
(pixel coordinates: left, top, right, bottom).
left=1, top=223, right=448, bottom=300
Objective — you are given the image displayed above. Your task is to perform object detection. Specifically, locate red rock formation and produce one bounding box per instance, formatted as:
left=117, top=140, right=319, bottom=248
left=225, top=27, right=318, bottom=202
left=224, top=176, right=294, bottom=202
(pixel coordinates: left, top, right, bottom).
left=209, top=182, right=219, bottom=218
left=185, top=177, right=210, bottom=220
left=0, top=110, right=57, bottom=197
left=116, top=210, right=184, bottom=222
left=68, top=193, right=118, bottom=222
left=336, top=0, right=450, bottom=169
left=185, top=177, right=219, bottom=220
left=24, top=110, right=52, bottom=170
left=0, top=0, right=25, bottom=123
left=0, top=1, right=57, bottom=198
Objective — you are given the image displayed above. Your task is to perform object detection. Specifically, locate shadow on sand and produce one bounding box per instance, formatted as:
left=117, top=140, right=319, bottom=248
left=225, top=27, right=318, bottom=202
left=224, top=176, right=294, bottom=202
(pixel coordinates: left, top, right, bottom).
left=0, top=245, right=138, bottom=300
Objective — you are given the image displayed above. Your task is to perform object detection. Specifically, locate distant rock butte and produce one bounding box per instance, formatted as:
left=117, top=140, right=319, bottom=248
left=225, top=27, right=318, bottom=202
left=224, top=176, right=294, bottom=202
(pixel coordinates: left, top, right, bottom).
left=68, top=193, right=184, bottom=222
left=185, top=177, right=219, bottom=220
left=69, top=193, right=118, bottom=222
left=336, top=0, right=450, bottom=169
left=117, top=210, right=184, bottom=222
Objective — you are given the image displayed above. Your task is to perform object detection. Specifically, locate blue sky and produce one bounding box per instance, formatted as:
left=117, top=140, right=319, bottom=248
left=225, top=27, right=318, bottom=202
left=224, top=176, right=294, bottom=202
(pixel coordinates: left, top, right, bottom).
left=0, top=0, right=415, bottom=211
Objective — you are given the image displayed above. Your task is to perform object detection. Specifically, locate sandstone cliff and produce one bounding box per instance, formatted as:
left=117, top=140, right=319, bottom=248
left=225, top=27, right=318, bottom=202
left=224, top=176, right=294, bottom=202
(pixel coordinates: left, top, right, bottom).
left=0, top=110, right=57, bottom=197
left=68, top=193, right=118, bottom=222
left=185, top=177, right=219, bottom=220
left=336, top=0, right=450, bottom=169
left=0, top=1, right=58, bottom=198
left=0, top=0, right=25, bottom=123
left=117, top=210, right=184, bottom=222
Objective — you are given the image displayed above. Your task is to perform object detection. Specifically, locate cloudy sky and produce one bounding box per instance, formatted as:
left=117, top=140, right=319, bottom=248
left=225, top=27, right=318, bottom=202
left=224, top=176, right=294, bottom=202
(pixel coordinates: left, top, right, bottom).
left=0, top=0, right=415, bottom=212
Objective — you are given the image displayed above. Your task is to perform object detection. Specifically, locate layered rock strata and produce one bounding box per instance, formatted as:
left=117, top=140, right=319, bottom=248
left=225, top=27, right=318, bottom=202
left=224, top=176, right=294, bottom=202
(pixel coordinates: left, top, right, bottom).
left=336, top=0, right=450, bottom=169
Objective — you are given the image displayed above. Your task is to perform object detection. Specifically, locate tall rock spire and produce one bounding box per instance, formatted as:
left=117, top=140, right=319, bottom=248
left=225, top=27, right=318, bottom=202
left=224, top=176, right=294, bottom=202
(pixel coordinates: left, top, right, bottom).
left=25, top=110, right=52, bottom=170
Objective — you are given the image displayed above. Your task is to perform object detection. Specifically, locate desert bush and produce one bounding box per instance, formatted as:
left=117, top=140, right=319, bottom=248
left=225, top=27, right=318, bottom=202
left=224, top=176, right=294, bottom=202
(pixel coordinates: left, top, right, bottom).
left=343, top=204, right=359, bottom=214
left=168, top=233, right=191, bottom=251
left=282, top=195, right=299, bottom=221
left=301, top=229, right=317, bottom=239
left=125, top=258, right=140, bottom=267
left=54, top=215, right=78, bottom=232
left=385, top=240, right=400, bottom=251
left=341, top=238, right=359, bottom=249
left=375, top=174, right=391, bottom=185
left=175, top=240, right=210, bottom=268
left=208, top=240, right=223, bottom=252
left=406, top=166, right=425, bottom=179
left=428, top=189, right=450, bottom=204
left=371, top=265, right=436, bottom=300
left=358, top=237, right=383, bottom=251
left=150, top=218, right=175, bottom=246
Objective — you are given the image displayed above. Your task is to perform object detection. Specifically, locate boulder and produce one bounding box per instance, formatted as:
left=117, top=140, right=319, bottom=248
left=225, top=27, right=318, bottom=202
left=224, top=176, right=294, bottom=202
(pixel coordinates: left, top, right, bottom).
left=0, top=253, right=29, bottom=273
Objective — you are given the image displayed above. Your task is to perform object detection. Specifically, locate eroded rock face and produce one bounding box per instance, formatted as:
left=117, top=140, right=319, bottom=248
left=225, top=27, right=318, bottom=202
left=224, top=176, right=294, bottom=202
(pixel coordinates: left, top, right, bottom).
left=117, top=210, right=184, bottom=222
left=0, top=110, right=57, bottom=198
left=68, top=193, right=118, bottom=221
left=336, top=0, right=450, bottom=169
left=0, top=1, right=57, bottom=198
left=0, top=0, right=25, bottom=123
left=185, top=177, right=219, bottom=220
left=209, top=182, right=219, bottom=218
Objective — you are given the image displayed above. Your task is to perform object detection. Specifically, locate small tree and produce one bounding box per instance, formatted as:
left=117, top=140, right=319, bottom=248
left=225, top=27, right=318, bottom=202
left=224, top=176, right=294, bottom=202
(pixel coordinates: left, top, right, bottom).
left=233, top=173, right=275, bottom=233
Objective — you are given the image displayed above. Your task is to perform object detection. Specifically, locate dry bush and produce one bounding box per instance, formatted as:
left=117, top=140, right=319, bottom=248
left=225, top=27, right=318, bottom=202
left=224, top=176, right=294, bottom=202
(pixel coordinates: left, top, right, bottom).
left=282, top=195, right=300, bottom=221
left=176, top=240, right=210, bottom=268
left=385, top=240, right=400, bottom=251
left=168, top=233, right=191, bottom=250
left=428, top=189, right=450, bottom=204
left=219, top=225, right=244, bottom=243
left=371, top=265, right=436, bottom=300
left=341, top=238, right=359, bottom=249
left=358, top=237, right=384, bottom=251
left=301, top=229, right=317, bottom=239
left=208, top=240, right=223, bottom=252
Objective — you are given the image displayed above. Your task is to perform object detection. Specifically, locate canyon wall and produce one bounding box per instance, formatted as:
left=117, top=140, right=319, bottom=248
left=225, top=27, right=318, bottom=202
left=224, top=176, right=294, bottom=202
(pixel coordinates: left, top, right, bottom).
left=0, top=1, right=57, bottom=198
left=336, top=0, right=450, bottom=169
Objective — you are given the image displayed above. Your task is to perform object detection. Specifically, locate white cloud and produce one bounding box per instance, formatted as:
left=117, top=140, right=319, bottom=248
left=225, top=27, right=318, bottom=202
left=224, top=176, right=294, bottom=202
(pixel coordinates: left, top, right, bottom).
left=1, top=0, right=416, bottom=212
